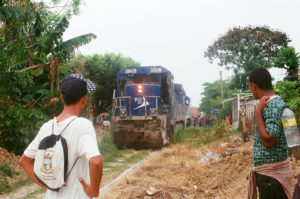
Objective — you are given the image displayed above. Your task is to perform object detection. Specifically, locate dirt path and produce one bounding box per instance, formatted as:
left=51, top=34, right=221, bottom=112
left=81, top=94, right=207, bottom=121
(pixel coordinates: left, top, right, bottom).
left=99, top=152, right=155, bottom=198
left=0, top=184, right=43, bottom=199
left=100, top=135, right=300, bottom=199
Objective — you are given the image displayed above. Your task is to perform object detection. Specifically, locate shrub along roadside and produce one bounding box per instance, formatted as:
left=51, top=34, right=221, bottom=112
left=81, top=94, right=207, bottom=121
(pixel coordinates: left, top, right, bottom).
left=171, top=120, right=236, bottom=147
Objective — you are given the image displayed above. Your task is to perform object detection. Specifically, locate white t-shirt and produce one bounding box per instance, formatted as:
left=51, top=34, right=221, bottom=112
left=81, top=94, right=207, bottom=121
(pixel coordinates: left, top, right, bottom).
left=24, top=116, right=101, bottom=199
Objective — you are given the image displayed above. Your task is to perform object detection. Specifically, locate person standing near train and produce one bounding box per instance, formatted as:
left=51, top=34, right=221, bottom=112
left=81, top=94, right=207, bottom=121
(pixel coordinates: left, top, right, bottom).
left=247, top=67, right=292, bottom=199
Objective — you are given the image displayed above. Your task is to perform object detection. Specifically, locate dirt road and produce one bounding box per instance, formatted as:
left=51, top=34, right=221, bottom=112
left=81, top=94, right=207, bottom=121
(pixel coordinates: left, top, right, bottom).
left=101, top=135, right=300, bottom=199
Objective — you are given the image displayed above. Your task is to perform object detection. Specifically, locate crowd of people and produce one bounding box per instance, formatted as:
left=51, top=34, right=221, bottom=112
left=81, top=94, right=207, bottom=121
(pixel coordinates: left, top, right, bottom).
left=192, top=115, right=213, bottom=127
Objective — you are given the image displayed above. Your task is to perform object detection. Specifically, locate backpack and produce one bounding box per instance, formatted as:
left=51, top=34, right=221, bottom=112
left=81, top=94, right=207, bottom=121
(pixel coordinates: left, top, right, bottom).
left=34, top=117, right=77, bottom=191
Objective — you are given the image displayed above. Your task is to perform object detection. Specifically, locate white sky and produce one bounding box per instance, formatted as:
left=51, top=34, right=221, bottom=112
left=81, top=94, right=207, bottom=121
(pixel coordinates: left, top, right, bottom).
left=63, top=0, right=300, bottom=107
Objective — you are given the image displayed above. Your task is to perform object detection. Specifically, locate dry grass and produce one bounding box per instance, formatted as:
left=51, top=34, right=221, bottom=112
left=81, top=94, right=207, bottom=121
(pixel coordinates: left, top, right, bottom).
left=102, top=135, right=253, bottom=199
left=102, top=135, right=300, bottom=199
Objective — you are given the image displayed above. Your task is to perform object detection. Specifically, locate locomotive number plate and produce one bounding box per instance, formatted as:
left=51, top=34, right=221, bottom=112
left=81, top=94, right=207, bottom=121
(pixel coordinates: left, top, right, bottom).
left=125, top=69, right=137, bottom=74
left=150, top=67, right=162, bottom=73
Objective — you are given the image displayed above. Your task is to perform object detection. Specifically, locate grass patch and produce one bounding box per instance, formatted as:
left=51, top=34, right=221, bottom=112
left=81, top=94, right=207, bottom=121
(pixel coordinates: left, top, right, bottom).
left=99, top=132, right=150, bottom=175
left=0, top=175, right=31, bottom=195
left=171, top=120, right=230, bottom=147
left=0, top=160, right=32, bottom=195
left=229, top=129, right=241, bottom=135
left=0, top=160, right=24, bottom=194
left=171, top=127, right=215, bottom=147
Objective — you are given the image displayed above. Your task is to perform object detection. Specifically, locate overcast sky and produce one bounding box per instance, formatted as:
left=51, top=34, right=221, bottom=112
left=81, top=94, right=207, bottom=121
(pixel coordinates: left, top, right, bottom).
left=63, top=0, right=300, bottom=107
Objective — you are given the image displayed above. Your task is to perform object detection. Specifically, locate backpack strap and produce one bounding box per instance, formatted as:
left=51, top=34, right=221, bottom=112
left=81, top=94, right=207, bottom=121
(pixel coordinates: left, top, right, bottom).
left=52, top=117, right=77, bottom=183
left=65, top=158, right=78, bottom=182
left=52, top=117, right=77, bottom=135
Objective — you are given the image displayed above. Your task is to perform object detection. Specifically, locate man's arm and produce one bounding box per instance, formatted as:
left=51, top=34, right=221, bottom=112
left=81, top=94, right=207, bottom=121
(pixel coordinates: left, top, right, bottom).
left=19, top=155, right=47, bottom=191
left=79, top=155, right=103, bottom=197
left=255, top=96, right=277, bottom=148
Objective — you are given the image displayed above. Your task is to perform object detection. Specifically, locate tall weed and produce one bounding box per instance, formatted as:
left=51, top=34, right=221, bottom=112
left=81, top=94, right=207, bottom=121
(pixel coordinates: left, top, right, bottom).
left=171, top=120, right=229, bottom=147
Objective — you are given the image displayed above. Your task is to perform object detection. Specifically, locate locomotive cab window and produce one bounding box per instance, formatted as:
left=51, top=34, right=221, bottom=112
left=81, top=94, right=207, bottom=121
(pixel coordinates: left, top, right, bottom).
left=130, top=76, right=143, bottom=84
left=146, top=75, right=158, bottom=84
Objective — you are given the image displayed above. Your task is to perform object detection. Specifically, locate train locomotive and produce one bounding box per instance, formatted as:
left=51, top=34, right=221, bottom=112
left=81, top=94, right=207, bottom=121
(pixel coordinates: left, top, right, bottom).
left=112, top=66, right=191, bottom=148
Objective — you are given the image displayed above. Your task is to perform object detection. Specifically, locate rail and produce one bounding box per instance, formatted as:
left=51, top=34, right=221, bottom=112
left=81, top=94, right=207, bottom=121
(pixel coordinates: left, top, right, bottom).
left=114, top=96, right=132, bottom=118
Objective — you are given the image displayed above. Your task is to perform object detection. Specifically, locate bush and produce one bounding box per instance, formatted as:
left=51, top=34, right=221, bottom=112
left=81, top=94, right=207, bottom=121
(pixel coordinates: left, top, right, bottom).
left=0, top=160, right=18, bottom=177
left=99, top=131, right=119, bottom=154
left=275, top=81, right=300, bottom=126
left=171, top=126, right=223, bottom=147
left=212, top=118, right=229, bottom=138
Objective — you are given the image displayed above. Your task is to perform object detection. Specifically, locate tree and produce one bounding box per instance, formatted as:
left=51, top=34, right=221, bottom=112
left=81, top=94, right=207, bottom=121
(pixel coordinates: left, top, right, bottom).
left=205, top=26, right=291, bottom=90
left=81, top=53, right=140, bottom=118
left=0, top=0, right=96, bottom=154
left=199, top=79, right=235, bottom=118
left=272, top=46, right=300, bottom=82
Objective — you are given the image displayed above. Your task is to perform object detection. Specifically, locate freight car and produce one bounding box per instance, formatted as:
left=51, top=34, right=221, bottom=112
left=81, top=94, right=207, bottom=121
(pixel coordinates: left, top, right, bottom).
left=112, top=66, right=191, bottom=148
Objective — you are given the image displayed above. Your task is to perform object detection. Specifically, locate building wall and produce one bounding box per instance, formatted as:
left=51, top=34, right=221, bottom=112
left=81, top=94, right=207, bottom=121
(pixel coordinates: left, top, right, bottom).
left=231, top=97, right=258, bottom=134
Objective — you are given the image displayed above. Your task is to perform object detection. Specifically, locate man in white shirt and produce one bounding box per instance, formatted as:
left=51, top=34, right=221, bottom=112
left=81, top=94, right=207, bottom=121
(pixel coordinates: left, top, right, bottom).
left=19, top=74, right=103, bottom=198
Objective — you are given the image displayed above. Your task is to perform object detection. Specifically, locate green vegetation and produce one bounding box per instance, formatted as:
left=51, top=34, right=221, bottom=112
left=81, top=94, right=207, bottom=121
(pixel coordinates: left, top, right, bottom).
left=83, top=53, right=140, bottom=116
left=171, top=120, right=230, bottom=147
left=205, top=26, right=290, bottom=90
left=273, top=46, right=299, bottom=80
left=0, top=160, right=18, bottom=177
left=0, top=1, right=140, bottom=154
left=202, top=26, right=300, bottom=125
left=199, top=79, right=235, bottom=119
left=99, top=132, right=149, bottom=174
left=276, top=81, right=300, bottom=125
left=0, top=0, right=96, bottom=154
left=0, top=160, right=30, bottom=194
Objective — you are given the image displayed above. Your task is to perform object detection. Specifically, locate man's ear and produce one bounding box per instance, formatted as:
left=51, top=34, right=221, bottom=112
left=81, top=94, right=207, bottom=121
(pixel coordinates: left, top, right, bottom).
left=250, top=82, right=257, bottom=91
left=81, top=95, right=87, bottom=105
left=60, top=95, right=65, bottom=103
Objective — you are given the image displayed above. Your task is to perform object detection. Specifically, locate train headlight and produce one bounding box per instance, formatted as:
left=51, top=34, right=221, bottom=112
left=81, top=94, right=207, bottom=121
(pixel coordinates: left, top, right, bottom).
left=137, top=85, right=143, bottom=94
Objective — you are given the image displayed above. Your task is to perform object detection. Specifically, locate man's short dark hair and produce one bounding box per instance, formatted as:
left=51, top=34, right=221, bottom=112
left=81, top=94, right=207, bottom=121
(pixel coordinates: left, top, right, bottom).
left=249, top=67, right=273, bottom=90
left=61, top=77, right=88, bottom=105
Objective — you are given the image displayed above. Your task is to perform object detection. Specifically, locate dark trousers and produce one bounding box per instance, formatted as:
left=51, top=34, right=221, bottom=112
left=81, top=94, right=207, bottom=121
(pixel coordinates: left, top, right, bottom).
left=255, top=172, right=287, bottom=199
left=293, top=173, right=300, bottom=199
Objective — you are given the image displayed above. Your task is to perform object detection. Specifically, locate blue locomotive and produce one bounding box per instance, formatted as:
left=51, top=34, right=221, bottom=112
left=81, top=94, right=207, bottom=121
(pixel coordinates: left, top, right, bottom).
left=112, top=66, right=191, bottom=148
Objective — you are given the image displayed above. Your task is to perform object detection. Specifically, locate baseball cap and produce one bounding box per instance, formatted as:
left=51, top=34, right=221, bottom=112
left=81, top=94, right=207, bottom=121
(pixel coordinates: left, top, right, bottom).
left=61, top=74, right=96, bottom=93
left=61, top=74, right=96, bottom=105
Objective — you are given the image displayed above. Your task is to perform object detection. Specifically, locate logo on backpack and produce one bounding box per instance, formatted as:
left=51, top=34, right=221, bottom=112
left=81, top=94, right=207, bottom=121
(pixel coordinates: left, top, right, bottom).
left=34, top=117, right=77, bottom=191
left=41, top=150, right=54, bottom=174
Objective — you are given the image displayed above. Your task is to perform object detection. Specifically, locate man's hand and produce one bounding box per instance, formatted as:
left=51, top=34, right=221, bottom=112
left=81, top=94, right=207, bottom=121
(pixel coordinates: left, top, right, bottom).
left=256, top=96, right=271, bottom=114
left=255, top=96, right=277, bottom=148
left=79, top=155, right=102, bottom=197
left=79, top=178, right=98, bottom=197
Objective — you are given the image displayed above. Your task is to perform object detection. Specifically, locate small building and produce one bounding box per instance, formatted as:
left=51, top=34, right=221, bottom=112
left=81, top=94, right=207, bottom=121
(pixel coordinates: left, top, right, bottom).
left=231, top=95, right=258, bottom=134
left=190, top=107, right=200, bottom=118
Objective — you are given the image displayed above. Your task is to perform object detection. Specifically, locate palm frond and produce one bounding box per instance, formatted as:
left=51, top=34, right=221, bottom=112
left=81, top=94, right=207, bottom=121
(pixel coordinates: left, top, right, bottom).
left=54, top=33, right=97, bottom=61
left=41, top=17, right=69, bottom=56
left=0, top=6, right=26, bottom=20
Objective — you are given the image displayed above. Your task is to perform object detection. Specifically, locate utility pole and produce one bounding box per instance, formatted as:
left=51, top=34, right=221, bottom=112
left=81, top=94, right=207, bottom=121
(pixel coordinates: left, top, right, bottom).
left=220, top=70, right=224, bottom=108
